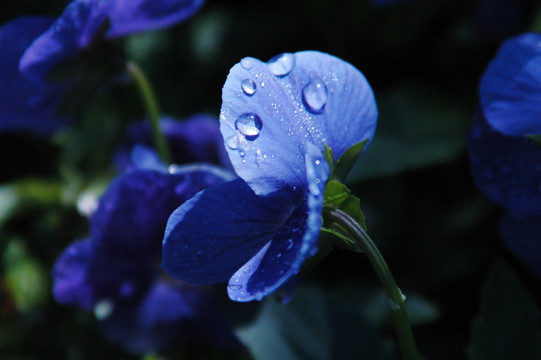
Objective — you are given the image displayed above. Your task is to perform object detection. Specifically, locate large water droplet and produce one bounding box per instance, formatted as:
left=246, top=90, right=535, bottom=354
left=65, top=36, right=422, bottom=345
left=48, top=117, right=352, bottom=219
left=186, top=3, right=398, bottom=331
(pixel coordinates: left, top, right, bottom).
left=267, top=53, right=295, bottom=77
left=235, top=113, right=263, bottom=140
left=240, top=58, right=253, bottom=69
left=241, top=79, right=257, bottom=96
left=228, top=284, right=242, bottom=291
left=302, top=77, right=328, bottom=114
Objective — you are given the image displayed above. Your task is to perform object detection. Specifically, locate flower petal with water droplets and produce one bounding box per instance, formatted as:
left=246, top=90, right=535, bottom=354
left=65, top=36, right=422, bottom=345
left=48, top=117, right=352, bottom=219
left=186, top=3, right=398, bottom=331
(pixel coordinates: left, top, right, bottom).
left=227, top=145, right=327, bottom=302
left=220, top=51, right=377, bottom=196
left=162, top=179, right=300, bottom=284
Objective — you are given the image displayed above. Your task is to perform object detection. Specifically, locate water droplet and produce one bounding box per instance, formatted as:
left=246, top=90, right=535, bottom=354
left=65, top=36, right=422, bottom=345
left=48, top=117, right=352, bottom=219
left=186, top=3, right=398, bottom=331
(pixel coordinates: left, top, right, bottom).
left=228, top=285, right=242, bottom=291
left=267, top=53, right=295, bottom=77
left=302, top=77, right=328, bottom=114
left=286, top=239, right=294, bottom=250
left=94, top=299, right=114, bottom=320
left=241, top=79, right=257, bottom=96
left=226, top=136, right=239, bottom=150
left=235, top=113, right=263, bottom=140
left=241, top=58, right=253, bottom=69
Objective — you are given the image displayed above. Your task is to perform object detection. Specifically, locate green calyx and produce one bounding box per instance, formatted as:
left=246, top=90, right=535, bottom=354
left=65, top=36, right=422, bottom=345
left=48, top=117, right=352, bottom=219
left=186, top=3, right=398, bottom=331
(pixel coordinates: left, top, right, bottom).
left=320, top=141, right=369, bottom=253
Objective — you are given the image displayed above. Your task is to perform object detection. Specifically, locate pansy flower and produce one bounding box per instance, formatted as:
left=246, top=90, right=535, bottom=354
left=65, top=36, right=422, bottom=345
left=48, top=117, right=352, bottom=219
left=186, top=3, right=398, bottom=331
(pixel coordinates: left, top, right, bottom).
left=162, top=51, right=378, bottom=301
left=468, top=33, right=541, bottom=276
left=20, top=0, right=204, bottom=85
left=0, top=17, right=68, bottom=134
left=114, top=114, right=230, bottom=172
left=0, top=0, right=203, bottom=134
left=52, top=153, right=239, bottom=353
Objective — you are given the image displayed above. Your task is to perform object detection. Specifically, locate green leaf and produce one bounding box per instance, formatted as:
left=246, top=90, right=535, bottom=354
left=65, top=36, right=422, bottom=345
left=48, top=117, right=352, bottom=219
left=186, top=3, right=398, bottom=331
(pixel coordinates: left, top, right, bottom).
left=348, top=82, right=472, bottom=181
left=235, top=286, right=390, bottom=360
left=333, top=140, right=367, bottom=182
left=526, top=133, right=541, bottom=149
left=3, top=240, right=49, bottom=312
left=468, top=259, right=541, bottom=360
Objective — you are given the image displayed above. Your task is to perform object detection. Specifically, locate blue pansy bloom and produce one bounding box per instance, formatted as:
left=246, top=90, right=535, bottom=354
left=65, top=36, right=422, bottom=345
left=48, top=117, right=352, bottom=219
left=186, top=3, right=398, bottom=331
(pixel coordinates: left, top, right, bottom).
left=468, top=33, right=541, bottom=277
left=0, top=17, right=68, bottom=134
left=162, top=51, right=377, bottom=302
left=53, top=154, right=238, bottom=353
left=0, top=0, right=203, bottom=135
left=114, top=114, right=230, bottom=172
left=468, top=33, right=541, bottom=217
left=20, top=0, right=204, bottom=85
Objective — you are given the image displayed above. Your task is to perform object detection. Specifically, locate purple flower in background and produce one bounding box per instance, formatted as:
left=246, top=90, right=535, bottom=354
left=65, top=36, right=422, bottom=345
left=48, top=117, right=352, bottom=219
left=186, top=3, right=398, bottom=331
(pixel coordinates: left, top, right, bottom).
left=20, top=0, right=204, bottom=85
left=162, top=51, right=377, bottom=302
left=52, top=156, right=238, bottom=353
left=0, top=17, right=68, bottom=134
left=114, top=114, right=230, bottom=172
left=468, top=32, right=541, bottom=277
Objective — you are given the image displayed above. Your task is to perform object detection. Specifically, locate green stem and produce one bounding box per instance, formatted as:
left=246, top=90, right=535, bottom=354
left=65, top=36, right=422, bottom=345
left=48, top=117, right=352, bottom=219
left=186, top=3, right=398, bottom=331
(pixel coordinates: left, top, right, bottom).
left=126, top=61, right=171, bottom=163
left=324, top=207, right=419, bottom=360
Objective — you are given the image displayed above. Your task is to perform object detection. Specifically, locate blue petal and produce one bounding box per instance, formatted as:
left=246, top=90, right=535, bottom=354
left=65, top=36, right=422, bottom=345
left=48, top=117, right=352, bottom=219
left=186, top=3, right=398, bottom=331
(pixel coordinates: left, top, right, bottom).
left=500, top=212, right=541, bottom=278
left=91, top=167, right=228, bottom=262
left=220, top=51, right=377, bottom=195
left=20, top=0, right=204, bottom=85
left=162, top=179, right=300, bottom=284
left=104, top=0, right=205, bottom=38
left=52, top=238, right=95, bottom=310
left=227, top=145, right=328, bottom=301
left=468, top=112, right=541, bottom=216
left=114, top=115, right=228, bottom=172
left=19, top=1, right=108, bottom=85
left=99, top=280, right=238, bottom=354
left=480, top=33, right=541, bottom=136
left=0, top=16, right=68, bottom=134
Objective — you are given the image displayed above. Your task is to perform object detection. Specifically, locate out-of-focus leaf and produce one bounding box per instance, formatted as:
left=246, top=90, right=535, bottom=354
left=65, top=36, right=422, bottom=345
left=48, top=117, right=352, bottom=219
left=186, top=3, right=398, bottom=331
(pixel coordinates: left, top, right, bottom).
left=235, top=286, right=391, bottom=360
left=3, top=240, right=49, bottom=312
left=349, top=83, right=472, bottom=181
left=468, top=259, right=541, bottom=360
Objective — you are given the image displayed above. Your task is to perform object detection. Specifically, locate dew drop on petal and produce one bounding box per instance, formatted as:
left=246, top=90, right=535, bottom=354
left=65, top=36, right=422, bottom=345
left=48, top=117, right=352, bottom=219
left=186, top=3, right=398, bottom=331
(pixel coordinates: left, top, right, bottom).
left=302, top=76, right=328, bottom=114
left=241, top=58, right=253, bottom=69
left=235, top=113, right=263, bottom=140
left=226, top=135, right=240, bottom=150
left=241, top=79, right=257, bottom=96
left=228, top=285, right=242, bottom=291
left=267, top=53, right=295, bottom=77
left=286, top=239, right=294, bottom=250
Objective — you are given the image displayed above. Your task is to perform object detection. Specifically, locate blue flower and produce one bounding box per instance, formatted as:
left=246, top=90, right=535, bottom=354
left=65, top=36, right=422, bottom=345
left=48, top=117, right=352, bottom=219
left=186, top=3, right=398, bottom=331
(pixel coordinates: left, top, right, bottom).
left=20, top=0, right=205, bottom=85
left=0, top=17, right=68, bottom=134
left=162, top=51, right=378, bottom=302
left=468, top=33, right=541, bottom=217
left=52, top=158, right=238, bottom=353
left=0, top=0, right=203, bottom=134
left=468, top=33, right=541, bottom=277
left=114, top=114, right=230, bottom=172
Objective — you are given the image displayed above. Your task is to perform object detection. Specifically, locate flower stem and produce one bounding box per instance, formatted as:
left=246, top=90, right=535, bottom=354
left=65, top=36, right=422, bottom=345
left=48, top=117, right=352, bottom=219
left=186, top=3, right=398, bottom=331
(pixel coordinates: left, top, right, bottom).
left=126, top=61, right=171, bottom=163
left=324, top=207, right=419, bottom=360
